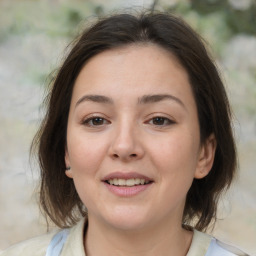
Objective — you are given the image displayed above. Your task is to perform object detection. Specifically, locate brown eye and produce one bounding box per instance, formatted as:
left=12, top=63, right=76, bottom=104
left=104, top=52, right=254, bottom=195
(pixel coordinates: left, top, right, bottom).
left=91, top=117, right=104, bottom=125
left=83, top=117, right=109, bottom=127
left=149, top=117, right=174, bottom=126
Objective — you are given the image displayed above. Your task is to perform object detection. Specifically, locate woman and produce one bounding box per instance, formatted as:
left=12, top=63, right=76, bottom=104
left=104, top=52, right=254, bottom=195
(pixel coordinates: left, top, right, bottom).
left=1, top=11, right=249, bottom=256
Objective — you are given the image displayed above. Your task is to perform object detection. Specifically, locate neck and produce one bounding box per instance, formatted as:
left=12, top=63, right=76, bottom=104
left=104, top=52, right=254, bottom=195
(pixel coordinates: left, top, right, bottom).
left=85, top=216, right=193, bottom=256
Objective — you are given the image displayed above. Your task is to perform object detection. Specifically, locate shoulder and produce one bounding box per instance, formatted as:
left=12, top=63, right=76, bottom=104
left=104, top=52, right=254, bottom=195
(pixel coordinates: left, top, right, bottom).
left=0, top=218, right=86, bottom=256
left=0, top=231, right=57, bottom=256
left=206, top=238, right=250, bottom=256
left=187, top=230, right=250, bottom=256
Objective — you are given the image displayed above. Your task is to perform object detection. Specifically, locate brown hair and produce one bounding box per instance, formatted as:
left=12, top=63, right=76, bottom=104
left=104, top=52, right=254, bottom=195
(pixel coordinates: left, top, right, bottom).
left=31, top=11, right=237, bottom=231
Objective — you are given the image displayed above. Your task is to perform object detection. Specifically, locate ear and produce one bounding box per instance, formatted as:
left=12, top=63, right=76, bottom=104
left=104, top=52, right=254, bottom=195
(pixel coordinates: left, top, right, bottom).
left=65, top=148, right=73, bottom=179
left=194, top=134, right=216, bottom=179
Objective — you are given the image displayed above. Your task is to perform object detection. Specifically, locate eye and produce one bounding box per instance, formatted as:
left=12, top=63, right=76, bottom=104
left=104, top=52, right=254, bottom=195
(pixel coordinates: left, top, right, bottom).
left=149, top=116, right=175, bottom=126
left=82, top=116, right=110, bottom=127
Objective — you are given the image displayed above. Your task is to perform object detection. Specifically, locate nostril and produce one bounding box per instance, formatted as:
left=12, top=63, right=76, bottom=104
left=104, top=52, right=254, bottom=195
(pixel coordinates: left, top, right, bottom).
left=112, top=153, right=137, bottom=159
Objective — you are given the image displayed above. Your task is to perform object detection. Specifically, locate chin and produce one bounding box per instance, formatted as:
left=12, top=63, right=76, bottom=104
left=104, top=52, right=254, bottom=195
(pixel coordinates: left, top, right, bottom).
left=101, top=206, right=151, bottom=231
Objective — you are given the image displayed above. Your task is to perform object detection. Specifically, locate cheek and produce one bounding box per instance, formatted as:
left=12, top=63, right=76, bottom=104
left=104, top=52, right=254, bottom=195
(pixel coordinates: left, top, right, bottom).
left=67, top=131, right=108, bottom=176
left=66, top=133, right=107, bottom=207
left=149, top=130, right=200, bottom=177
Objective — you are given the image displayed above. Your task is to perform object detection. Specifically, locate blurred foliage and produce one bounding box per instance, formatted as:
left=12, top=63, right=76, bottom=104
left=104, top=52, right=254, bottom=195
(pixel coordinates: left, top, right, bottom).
left=165, top=0, right=256, bottom=37
left=225, top=5, right=256, bottom=35
left=0, top=1, right=98, bottom=40
left=190, top=0, right=229, bottom=14
left=189, top=0, right=256, bottom=35
left=1, top=0, right=255, bottom=41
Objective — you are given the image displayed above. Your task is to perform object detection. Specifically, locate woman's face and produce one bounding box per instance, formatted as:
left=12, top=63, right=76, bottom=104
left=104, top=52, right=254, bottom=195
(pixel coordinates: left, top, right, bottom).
left=65, top=44, right=215, bottom=231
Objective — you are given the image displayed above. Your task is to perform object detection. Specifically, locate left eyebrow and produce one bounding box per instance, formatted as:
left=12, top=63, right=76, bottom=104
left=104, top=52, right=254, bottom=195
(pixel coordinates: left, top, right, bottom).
left=138, top=94, right=187, bottom=110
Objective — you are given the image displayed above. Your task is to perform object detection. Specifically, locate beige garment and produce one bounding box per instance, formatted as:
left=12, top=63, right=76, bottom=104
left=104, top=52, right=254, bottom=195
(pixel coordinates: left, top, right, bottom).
left=0, top=219, right=214, bottom=256
left=0, top=219, right=85, bottom=256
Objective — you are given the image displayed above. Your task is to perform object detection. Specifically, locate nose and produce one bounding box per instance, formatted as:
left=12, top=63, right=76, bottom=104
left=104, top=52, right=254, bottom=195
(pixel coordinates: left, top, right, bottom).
left=109, top=124, right=145, bottom=162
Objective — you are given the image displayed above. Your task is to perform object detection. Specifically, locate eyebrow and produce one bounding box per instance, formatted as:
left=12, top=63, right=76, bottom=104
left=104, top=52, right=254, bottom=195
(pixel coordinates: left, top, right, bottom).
left=138, top=94, right=186, bottom=109
left=75, top=93, right=186, bottom=110
left=75, top=95, right=114, bottom=107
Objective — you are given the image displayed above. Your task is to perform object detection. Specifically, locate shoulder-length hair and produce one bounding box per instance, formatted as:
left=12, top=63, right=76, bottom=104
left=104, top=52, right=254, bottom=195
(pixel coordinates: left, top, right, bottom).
left=31, top=11, right=237, bottom=231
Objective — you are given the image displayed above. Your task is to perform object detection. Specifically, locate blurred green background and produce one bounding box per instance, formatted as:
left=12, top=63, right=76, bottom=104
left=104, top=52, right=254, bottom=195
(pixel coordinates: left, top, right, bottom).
left=0, top=0, right=255, bottom=254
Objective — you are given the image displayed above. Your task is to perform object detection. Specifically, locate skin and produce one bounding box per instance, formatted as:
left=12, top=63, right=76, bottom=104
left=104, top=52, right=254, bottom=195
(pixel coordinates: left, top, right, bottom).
left=65, top=44, right=216, bottom=256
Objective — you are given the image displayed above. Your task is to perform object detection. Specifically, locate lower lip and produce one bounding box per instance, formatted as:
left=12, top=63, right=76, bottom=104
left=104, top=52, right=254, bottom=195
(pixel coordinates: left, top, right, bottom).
left=103, top=182, right=152, bottom=197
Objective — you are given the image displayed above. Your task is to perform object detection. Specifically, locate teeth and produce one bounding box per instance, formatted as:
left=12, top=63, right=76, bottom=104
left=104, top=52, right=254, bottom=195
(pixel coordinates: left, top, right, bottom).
left=119, top=179, right=126, bottom=186
left=135, top=178, right=141, bottom=185
left=126, top=179, right=135, bottom=186
left=107, top=178, right=150, bottom=186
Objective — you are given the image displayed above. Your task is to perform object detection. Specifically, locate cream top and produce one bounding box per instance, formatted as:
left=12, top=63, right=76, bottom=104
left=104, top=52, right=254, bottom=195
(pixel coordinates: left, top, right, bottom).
left=0, top=219, right=249, bottom=256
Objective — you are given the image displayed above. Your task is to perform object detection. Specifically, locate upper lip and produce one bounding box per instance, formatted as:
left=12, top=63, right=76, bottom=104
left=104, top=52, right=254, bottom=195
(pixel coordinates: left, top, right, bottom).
left=102, top=172, right=153, bottom=182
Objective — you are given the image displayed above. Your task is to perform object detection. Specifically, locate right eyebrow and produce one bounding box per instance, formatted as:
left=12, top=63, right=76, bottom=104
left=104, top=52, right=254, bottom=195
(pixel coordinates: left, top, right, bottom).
left=75, top=95, right=113, bottom=108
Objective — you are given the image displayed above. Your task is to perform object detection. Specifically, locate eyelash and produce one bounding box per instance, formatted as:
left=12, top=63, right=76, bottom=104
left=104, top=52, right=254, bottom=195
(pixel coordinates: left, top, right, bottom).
left=82, top=115, right=175, bottom=128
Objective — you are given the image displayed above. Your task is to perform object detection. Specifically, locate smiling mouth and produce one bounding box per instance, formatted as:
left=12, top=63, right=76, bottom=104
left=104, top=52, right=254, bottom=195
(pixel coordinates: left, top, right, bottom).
left=105, top=178, right=152, bottom=186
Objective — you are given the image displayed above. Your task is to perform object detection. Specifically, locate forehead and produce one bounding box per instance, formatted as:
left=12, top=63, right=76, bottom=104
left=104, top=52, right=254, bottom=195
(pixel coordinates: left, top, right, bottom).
left=71, top=44, right=194, bottom=107
left=82, top=44, right=185, bottom=78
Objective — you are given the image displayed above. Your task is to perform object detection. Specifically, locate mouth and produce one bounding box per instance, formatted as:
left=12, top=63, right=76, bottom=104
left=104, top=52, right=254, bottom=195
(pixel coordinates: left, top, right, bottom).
left=102, top=172, right=154, bottom=196
left=105, top=178, right=152, bottom=186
